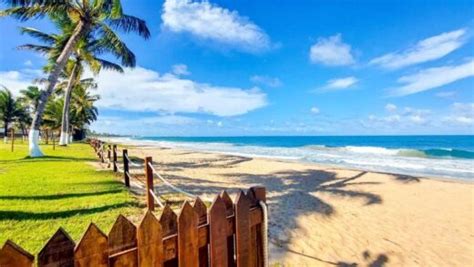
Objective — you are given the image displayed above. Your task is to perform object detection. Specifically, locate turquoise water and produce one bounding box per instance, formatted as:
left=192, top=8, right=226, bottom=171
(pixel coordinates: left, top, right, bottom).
left=115, top=135, right=474, bottom=179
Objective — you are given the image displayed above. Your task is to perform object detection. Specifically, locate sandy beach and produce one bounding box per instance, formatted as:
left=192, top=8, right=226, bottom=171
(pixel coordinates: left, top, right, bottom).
left=116, top=144, right=474, bottom=266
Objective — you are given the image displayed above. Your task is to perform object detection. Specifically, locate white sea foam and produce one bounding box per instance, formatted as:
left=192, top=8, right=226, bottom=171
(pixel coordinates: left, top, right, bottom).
left=103, top=137, right=474, bottom=180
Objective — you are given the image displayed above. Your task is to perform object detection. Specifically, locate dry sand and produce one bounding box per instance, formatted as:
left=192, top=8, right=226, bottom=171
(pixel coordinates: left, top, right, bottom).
left=123, top=145, right=473, bottom=266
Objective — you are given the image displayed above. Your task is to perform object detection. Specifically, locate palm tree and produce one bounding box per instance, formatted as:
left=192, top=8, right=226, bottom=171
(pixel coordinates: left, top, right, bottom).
left=1, top=0, right=150, bottom=156
left=19, top=85, right=41, bottom=114
left=19, top=24, right=126, bottom=146
left=0, top=86, right=24, bottom=143
left=70, top=84, right=99, bottom=140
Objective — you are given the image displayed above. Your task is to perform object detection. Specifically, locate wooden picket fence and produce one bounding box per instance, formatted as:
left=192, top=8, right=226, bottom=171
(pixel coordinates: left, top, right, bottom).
left=0, top=139, right=268, bottom=266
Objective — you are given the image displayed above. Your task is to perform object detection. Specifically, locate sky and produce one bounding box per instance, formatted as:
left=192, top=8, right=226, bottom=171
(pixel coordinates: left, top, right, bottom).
left=0, top=0, right=473, bottom=136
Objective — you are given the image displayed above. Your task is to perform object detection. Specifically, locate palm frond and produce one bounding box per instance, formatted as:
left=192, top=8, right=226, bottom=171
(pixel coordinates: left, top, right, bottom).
left=97, top=24, right=135, bottom=67
left=19, top=26, right=57, bottom=44
left=1, top=4, right=70, bottom=21
left=94, top=57, right=123, bottom=72
left=17, top=44, right=52, bottom=54
left=107, top=14, right=150, bottom=39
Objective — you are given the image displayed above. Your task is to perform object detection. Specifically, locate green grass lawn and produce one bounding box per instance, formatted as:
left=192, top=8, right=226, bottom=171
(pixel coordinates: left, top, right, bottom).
left=0, top=141, right=143, bottom=255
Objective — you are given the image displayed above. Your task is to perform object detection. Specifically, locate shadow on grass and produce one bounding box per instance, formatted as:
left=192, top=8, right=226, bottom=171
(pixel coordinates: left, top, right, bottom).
left=0, top=189, right=123, bottom=200
left=0, top=201, right=138, bottom=221
left=0, top=155, right=94, bottom=164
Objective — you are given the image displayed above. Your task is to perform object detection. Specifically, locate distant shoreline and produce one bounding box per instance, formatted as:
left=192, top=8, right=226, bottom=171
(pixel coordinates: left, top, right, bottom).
left=99, top=136, right=474, bottom=182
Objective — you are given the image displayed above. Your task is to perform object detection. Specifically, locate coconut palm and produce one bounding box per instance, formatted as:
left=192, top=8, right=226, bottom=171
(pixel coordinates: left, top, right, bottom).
left=19, top=24, right=125, bottom=146
left=69, top=84, right=99, bottom=140
left=0, top=86, right=24, bottom=142
left=1, top=0, right=150, bottom=156
left=19, top=85, right=41, bottom=114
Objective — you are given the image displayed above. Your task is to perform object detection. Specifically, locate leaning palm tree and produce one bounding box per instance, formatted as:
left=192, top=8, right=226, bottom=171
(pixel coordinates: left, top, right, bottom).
left=0, top=86, right=24, bottom=143
left=1, top=0, right=150, bottom=156
left=20, top=24, right=125, bottom=146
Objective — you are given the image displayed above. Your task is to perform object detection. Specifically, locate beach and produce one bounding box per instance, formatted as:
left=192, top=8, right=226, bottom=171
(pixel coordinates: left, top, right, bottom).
left=114, top=142, right=474, bottom=266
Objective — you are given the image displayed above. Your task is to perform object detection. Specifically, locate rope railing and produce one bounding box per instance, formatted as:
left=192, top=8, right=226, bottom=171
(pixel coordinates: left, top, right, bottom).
left=124, top=154, right=143, bottom=167
left=149, top=189, right=165, bottom=208
left=91, top=139, right=219, bottom=204
left=147, top=162, right=212, bottom=201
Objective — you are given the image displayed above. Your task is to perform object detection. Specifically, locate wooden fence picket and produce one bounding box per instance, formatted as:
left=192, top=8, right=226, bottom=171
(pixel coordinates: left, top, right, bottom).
left=160, top=205, right=178, bottom=267
left=37, top=228, right=75, bottom=267
left=193, top=197, right=209, bottom=267
left=0, top=240, right=34, bottom=267
left=178, top=202, right=199, bottom=267
left=220, top=191, right=236, bottom=267
left=235, top=191, right=251, bottom=267
left=108, top=215, right=138, bottom=266
left=74, top=224, right=108, bottom=267
left=209, top=196, right=228, bottom=266
left=137, top=211, right=163, bottom=267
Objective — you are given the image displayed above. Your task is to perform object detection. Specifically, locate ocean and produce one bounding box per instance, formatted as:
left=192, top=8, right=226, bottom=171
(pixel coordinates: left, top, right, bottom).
left=115, top=135, right=474, bottom=180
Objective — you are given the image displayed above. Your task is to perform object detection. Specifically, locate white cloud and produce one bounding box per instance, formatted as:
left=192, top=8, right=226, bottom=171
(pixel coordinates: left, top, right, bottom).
left=217, top=121, right=223, bottom=127
left=172, top=64, right=190, bottom=76
left=91, top=115, right=201, bottom=135
left=435, top=91, right=456, bottom=98
left=390, top=59, right=474, bottom=97
left=310, top=107, right=320, bottom=114
left=324, top=76, right=358, bottom=90
left=162, top=0, right=271, bottom=53
left=24, top=60, right=33, bottom=66
left=442, top=102, right=474, bottom=126
left=88, top=66, right=267, bottom=117
left=370, top=28, right=467, bottom=69
left=309, top=34, right=355, bottom=66
left=250, top=75, right=282, bottom=88
left=0, top=70, right=39, bottom=95
left=385, top=103, right=397, bottom=112
left=452, top=102, right=474, bottom=113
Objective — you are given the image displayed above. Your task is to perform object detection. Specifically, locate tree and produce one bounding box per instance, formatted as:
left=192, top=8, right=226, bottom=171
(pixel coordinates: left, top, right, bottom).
left=20, top=24, right=127, bottom=146
left=19, top=85, right=41, bottom=114
left=71, top=82, right=99, bottom=126
left=0, top=86, right=24, bottom=143
left=1, top=0, right=150, bottom=156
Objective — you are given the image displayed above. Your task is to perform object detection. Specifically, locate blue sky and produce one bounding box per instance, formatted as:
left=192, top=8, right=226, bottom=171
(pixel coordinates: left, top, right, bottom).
left=1, top=0, right=473, bottom=136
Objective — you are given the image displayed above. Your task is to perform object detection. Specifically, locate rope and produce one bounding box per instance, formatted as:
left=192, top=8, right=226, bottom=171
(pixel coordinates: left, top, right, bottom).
left=149, top=189, right=165, bottom=208
left=148, top=162, right=197, bottom=199
left=148, top=162, right=213, bottom=202
left=124, top=154, right=143, bottom=167
left=259, top=201, right=268, bottom=267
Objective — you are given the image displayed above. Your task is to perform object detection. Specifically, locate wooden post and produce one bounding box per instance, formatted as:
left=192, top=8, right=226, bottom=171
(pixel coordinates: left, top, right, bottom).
left=107, top=145, right=112, bottom=168
left=145, top=157, right=154, bottom=211
left=100, top=143, right=104, bottom=163
left=113, top=145, right=118, bottom=172
left=123, top=149, right=130, bottom=187
left=10, top=128, right=14, bottom=152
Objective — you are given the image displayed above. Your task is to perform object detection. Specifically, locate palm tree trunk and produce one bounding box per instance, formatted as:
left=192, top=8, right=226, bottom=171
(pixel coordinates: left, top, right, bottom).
left=28, top=21, right=86, bottom=157
left=59, top=63, right=78, bottom=146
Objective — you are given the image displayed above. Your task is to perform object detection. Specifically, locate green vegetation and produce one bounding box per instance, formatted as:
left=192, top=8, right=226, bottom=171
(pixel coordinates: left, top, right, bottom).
left=0, top=142, right=143, bottom=254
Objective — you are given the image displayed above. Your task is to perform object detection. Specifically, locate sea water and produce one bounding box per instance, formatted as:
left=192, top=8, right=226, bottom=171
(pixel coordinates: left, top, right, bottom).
left=112, top=136, right=474, bottom=180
